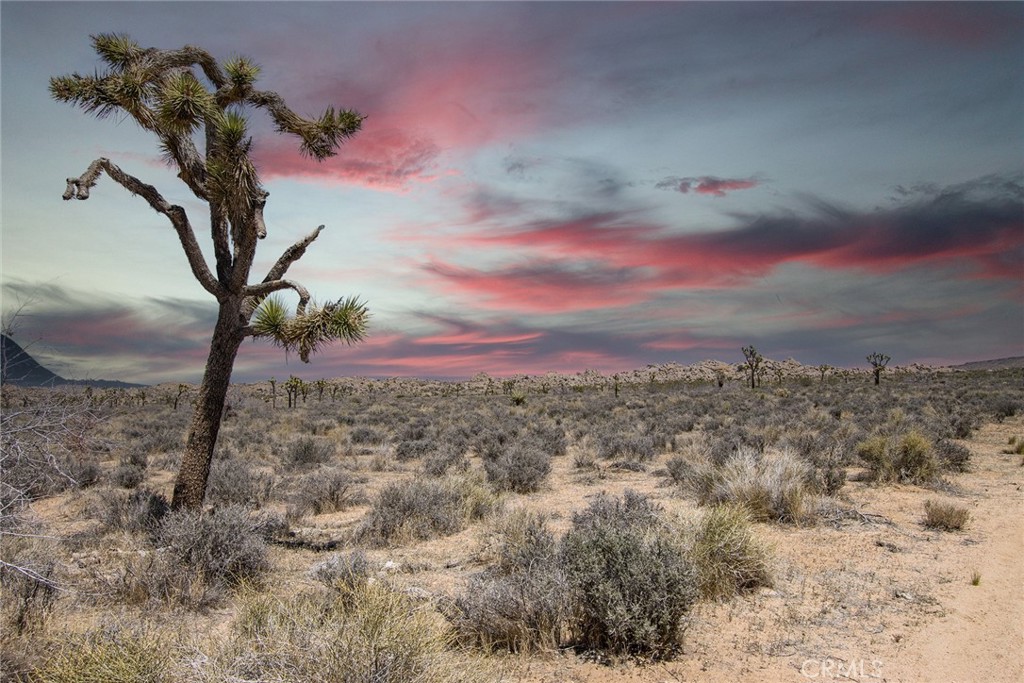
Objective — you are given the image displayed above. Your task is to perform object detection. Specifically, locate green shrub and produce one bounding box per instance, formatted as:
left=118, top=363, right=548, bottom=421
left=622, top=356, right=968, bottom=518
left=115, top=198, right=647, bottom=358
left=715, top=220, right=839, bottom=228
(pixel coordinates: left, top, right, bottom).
left=560, top=491, right=697, bottom=660
left=689, top=504, right=773, bottom=601
left=923, top=499, right=970, bottom=531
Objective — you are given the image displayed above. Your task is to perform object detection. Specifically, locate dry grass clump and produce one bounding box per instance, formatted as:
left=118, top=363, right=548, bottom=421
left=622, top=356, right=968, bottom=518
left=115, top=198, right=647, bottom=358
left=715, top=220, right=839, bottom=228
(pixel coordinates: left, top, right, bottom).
left=356, top=474, right=498, bottom=547
left=689, top=503, right=773, bottom=601
left=684, top=447, right=816, bottom=524
left=923, top=499, right=970, bottom=531
left=203, top=582, right=488, bottom=683
left=30, top=625, right=176, bottom=683
left=857, top=430, right=937, bottom=484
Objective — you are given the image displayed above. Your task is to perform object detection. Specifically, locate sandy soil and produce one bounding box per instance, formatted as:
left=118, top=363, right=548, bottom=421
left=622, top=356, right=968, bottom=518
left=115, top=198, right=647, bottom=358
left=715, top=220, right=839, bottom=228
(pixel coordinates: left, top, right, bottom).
left=23, top=414, right=1024, bottom=683
left=472, top=416, right=1024, bottom=683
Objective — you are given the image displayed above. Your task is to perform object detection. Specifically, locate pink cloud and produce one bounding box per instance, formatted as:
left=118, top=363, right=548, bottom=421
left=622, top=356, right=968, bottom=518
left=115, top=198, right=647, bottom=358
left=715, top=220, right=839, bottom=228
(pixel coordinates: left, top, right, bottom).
left=657, top=176, right=761, bottom=197
left=416, top=330, right=543, bottom=346
left=393, top=175, right=1023, bottom=318
left=423, top=259, right=655, bottom=313
left=257, top=24, right=562, bottom=190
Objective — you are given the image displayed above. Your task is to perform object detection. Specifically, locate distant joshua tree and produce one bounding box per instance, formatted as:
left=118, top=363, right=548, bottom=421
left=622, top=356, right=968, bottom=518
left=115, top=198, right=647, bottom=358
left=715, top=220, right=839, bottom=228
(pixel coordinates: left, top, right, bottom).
left=742, top=346, right=763, bottom=389
left=866, top=352, right=891, bottom=386
left=817, top=364, right=832, bottom=383
left=51, top=35, right=370, bottom=509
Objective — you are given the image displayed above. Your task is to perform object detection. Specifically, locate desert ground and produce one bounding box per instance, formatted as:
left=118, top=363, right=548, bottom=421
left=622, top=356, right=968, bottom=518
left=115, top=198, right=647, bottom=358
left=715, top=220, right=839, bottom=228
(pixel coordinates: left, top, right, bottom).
left=2, top=366, right=1022, bottom=682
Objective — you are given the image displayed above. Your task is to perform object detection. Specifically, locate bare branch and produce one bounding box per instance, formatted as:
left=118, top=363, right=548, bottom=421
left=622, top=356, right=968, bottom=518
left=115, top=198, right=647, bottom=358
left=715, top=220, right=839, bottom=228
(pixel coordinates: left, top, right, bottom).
left=243, top=278, right=311, bottom=313
left=63, top=158, right=224, bottom=298
left=263, top=225, right=325, bottom=283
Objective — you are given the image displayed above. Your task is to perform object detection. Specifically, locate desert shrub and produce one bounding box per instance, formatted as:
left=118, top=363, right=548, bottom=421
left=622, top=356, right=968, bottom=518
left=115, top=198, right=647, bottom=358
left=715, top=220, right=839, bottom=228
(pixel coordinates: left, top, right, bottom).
left=696, top=448, right=815, bottom=524
left=286, top=467, right=365, bottom=519
left=399, top=417, right=432, bottom=442
left=156, top=506, right=269, bottom=586
left=110, top=457, right=146, bottom=489
left=31, top=626, right=175, bottom=683
left=356, top=475, right=496, bottom=547
left=208, top=583, right=486, bottom=683
left=560, top=491, right=697, bottom=660
left=136, top=424, right=184, bottom=454
left=857, top=431, right=937, bottom=484
left=482, top=438, right=552, bottom=493
left=349, top=424, right=385, bottom=445
left=527, top=422, right=568, bottom=456
left=800, top=442, right=848, bottom=496
left=594, top=432, right=656, bottom=463
left=991, top=397, right=1019, bottom=422
left=310, top=550, right=374, bottom=595
left=423, top=443, right=469, bottom=477
left=934, top=439, right=971, bottom=473
left=689, top=504, right=773, bottom=601
left=283, top=435, right=335, bottom=470
left=109, top=505, right=271, bottom=609
left=450, top=511, right=567, bottom=652
left=395, top=438, right=434, bottom=462
left=0, top=537, right=57, bottom=637
left=101, top=487, right=169, bottom=536
left=205, top=457, right=276, bottom=508
left=923, top=499, right=970, bottom=531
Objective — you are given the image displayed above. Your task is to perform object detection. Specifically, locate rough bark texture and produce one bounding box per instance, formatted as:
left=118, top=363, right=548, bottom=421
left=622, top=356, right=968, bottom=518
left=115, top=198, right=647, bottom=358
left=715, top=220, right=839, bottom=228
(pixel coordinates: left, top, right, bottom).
left=172, top=299, right=245, bottom=509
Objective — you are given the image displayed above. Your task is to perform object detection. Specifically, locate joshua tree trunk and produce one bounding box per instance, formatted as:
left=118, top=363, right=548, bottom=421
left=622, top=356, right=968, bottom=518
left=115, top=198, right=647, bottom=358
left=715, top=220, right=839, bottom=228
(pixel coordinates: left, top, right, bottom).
left=172, top=298, right=245, bottom=509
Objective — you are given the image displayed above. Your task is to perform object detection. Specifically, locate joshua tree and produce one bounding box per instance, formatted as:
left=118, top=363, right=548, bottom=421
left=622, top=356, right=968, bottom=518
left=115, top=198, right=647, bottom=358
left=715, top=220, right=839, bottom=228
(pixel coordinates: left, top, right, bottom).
left=51, top=35, right=369, bottom=508
left=867, top=352, right=891, bottom=386
left=817, top=364, right=832, bottom=383
left=742, top=345, right=763, bottom=390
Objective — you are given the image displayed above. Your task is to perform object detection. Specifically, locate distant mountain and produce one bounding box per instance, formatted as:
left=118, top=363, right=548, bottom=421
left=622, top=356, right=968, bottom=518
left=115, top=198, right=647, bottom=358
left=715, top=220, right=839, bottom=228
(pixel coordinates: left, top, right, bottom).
left=0, top=334, right=144, bottom=388
left=949, top=357, right=1024, bottom=371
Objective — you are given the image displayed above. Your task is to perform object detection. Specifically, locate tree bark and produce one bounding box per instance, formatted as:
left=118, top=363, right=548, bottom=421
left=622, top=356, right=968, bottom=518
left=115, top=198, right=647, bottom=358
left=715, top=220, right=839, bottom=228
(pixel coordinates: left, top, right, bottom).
left=171, top=298, right=245, bottom=509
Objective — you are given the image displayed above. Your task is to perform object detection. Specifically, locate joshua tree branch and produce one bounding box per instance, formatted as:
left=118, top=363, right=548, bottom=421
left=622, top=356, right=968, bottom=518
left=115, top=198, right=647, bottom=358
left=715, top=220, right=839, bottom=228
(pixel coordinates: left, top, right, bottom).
left=63, top=157, right=224, bottom=298
left=262, top=225, right=324, bottom=283
left=243, top=278, right=311, bottom=314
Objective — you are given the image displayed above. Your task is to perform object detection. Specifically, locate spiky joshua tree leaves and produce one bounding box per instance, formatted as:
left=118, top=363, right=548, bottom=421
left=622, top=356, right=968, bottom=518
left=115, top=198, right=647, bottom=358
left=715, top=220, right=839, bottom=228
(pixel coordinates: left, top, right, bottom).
left=51, top=34, right=369, bottom=509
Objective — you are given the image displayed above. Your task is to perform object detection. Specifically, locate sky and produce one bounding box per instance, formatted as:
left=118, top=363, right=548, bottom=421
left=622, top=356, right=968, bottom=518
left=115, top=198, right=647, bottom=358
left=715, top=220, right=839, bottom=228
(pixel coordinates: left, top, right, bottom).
left=1, top=1, right=1022, bottom=384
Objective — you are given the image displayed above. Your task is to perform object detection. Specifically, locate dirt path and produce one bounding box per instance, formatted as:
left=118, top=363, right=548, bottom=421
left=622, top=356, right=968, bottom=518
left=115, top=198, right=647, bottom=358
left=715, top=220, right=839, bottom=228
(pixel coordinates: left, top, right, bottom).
left=884, top=418, right=1024, bottom=683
